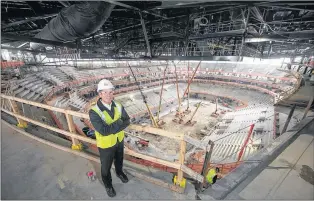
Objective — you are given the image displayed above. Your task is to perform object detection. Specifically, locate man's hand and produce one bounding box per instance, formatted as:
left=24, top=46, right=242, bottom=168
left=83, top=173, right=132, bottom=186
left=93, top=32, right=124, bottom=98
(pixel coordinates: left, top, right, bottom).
left=116, top=119, right=124, bottom=126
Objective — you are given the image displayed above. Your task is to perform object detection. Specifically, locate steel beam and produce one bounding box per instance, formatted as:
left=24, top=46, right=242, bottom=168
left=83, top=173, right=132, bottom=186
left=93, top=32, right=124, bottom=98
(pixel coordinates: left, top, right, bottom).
left=2, top=33, right=78, bottom=49
left=302, top=96, right=314, bottom=119
left=1, top=34, right=109, bottom=54
left=189, top=29, right=245, bottom=40
left=59, top=1, right=70, bottom=7
left=2, top=14, right=57, bottom=29
left=139, top=12, right=152, bottom=58
left=238, top=7, right=251, bottom=61
left=1, top=46, right=45, bottom=53
left=281, top=104, right=296, bottom=135
left=102, top=0, right=167, bottom=19
left=260, top=5, right=314, bottom=12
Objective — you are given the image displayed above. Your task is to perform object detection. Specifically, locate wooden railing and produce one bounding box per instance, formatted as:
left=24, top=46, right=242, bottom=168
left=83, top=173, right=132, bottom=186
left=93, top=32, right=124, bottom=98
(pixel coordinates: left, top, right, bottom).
left=1, top=94, right=211, bottom=193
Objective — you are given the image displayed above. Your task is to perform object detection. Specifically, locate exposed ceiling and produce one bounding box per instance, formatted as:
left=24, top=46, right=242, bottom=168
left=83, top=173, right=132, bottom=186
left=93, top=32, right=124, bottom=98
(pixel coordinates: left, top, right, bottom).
left=1, top=1, right=314, bottom=60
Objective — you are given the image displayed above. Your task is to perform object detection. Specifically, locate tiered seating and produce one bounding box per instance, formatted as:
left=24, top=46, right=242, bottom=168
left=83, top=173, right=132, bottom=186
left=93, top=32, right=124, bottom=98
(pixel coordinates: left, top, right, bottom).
left=68, top=92, right=88, bottom=110
left=201, top=106, right=274, bottom=163
left=12, top=74, right=54, bottom=102
left=58, top=66, right=91, bottom=80
left=37, top=67, right=72, bottom=86
left=52, top=96, right=70, bottom=130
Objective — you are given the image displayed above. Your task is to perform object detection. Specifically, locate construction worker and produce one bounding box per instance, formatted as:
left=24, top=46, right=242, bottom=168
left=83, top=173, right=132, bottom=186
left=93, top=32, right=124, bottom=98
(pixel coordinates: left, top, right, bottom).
left=206, top=167, right=220, bottom=185
left=89, top=79, right=130, bottom=197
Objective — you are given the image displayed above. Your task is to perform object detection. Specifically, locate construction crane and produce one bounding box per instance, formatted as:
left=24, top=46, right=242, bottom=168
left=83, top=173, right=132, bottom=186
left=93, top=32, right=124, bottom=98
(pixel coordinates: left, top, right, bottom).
left=173, top=61, right=182, bottom=115
left=156, top=64, right=168, bottom=126
left=127, top=63, right=158, bottom=128
left=185, top=102, right=202, bottom=126
left=184, top=61, right=191, bottom=114
left=182, top=61, right=202, bottom=98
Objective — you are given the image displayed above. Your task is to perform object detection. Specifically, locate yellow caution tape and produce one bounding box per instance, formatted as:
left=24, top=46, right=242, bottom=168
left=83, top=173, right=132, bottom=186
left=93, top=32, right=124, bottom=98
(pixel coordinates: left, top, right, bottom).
left=173, top=175, right=186, bottom=188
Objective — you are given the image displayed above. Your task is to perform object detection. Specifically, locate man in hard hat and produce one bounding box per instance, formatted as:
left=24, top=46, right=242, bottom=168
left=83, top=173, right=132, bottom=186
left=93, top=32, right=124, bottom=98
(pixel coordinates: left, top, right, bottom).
left=206, top=167, right=220, bottom=186
left=89, top=79, right=130, bottom=197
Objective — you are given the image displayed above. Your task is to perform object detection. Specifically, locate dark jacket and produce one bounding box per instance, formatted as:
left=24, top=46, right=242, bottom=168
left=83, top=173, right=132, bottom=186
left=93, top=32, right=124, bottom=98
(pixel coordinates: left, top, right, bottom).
left=89, top=99, right=130, bottom=136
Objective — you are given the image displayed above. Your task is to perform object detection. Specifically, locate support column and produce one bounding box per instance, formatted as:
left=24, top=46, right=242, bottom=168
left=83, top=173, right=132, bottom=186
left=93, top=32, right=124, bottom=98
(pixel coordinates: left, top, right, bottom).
left=200, top=141, right=214, bottom=189
left=176, top=140, right=187, bottom=186
left=238, top=7, right=251, bottom=61
left=297, top=55, right=305, bottom=72
left=303, top=66, right=308, bottom=75
left=302, top=96, right=314, bottom=119
left=267, top=41, right=272, bottom=58
left=9, top=100, right=28, bottom=128
left=281, top=104, right=296, bottom=134
left=139, top=12, right=152, bottom=58
left=65, top=112, right=82, bottom=150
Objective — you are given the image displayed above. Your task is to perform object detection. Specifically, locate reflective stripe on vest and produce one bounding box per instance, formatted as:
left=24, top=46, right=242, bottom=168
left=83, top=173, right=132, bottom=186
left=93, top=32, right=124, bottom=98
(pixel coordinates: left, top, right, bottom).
left=92, top=101, right=124, bottom=149
left=206, top=169, right=217, bottom=184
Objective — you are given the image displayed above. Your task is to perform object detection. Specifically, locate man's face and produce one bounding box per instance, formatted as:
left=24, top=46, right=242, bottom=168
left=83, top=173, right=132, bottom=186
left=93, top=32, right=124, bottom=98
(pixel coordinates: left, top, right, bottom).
left=99, top=89, right=114, bottom=104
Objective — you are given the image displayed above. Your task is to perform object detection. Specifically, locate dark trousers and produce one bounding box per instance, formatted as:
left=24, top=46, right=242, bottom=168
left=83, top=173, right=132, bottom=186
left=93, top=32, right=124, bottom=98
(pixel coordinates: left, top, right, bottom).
left=98, top=139, right=124, bottom=188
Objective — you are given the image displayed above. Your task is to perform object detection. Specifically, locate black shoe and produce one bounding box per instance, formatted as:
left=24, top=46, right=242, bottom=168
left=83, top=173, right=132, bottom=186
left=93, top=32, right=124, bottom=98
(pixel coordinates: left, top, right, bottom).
left=105, top=187, right=116, bottom=197
left=117, top=172, right=129, bottom=183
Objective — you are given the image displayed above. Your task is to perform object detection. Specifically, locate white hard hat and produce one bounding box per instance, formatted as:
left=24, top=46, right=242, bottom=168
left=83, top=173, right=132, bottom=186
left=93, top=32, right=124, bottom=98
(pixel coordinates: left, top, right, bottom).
left=97, top=79, right=115, bottom=92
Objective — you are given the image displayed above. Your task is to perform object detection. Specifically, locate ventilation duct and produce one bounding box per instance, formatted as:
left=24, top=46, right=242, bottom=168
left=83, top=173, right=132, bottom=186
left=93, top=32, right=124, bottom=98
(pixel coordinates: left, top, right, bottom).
left=30, top=2, right=115, bottom=50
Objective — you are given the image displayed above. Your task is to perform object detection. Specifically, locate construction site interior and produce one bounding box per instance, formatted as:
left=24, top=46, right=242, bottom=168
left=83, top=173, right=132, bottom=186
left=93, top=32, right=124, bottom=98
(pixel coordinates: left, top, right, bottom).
left=1, top=1, right=314, bottom=200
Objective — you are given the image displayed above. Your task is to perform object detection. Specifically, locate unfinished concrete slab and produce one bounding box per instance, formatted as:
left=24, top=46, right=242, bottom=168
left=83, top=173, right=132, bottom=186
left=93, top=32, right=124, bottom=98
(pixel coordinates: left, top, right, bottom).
left=1, top=122, right=195, bottom=200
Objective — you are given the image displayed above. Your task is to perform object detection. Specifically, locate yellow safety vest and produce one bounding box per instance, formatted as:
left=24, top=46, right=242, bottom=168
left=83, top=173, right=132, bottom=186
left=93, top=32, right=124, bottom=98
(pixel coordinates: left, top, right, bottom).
left=206, top=168, right=217, bottom=184
left=91, top=101, right=124, bottom=149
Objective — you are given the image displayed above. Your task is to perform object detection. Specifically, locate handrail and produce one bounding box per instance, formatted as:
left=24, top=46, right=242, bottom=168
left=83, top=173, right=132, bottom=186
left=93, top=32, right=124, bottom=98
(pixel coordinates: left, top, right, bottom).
left=1, top=94, right=205, bottom=185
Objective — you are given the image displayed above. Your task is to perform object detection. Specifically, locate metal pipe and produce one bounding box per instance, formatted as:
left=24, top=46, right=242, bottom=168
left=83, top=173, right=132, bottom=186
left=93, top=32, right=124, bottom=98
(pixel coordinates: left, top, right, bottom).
left=237, top=124, right=255, bottom=162
left=157, top=64, right=168, bottom=121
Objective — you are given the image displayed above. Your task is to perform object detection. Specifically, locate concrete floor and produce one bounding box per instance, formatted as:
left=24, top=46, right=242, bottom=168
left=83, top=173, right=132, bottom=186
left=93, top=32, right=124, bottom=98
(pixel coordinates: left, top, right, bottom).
left=225, top=122, right=314, bottom=200
left=1, top=122, right=195, bottom=200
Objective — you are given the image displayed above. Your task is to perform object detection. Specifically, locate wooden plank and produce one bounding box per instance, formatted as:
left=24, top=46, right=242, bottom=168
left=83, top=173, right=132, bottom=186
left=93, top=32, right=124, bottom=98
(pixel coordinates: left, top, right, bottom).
left=1, top=94, right=89, bottom=119
left=65, top=112, right=80, bottom=145
left=1, top=94, right=185, bottom=139
left=125, top=168, right=185, bottom=194
left=183, top=135, right=210, bottom=151
left=125, top=147, right=181, bottom=170
left=181, top=165, right=204, bottom=183
left=176, top=140, right=187, bottom=184
left=8, top=99, right=27, bottom=126
left=3, top=108, right=194, bottom=176
left=128, top=124, right=184, bottom=140
left=1, top=108, right=97, bottom=144
left=2, top=120, right=184, bottom=194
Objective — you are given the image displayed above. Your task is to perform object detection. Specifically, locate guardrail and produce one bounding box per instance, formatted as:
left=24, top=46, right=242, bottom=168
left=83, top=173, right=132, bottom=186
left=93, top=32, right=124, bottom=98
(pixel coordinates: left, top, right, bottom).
left=1, top=94, right=214, bottom=193
left=1, top=61, right=24, bottom=68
